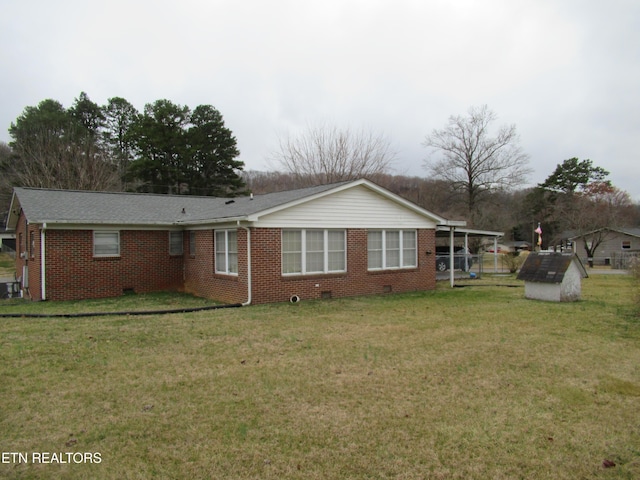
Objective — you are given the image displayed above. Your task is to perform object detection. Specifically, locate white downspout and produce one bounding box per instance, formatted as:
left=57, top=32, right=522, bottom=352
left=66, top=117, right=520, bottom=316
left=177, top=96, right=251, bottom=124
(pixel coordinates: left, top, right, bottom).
left=40, top=223, right=46, bottom=301
left=238, top=224, right=251, bottom=306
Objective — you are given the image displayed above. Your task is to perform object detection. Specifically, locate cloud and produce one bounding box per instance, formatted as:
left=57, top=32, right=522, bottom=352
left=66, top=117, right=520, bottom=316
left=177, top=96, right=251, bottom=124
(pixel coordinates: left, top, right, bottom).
left=1, top=0, right=638, bottom=199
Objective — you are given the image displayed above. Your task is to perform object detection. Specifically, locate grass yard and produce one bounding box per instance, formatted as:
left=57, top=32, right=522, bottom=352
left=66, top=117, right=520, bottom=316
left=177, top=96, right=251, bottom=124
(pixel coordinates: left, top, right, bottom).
left=1, top=275, right=639, bottom=479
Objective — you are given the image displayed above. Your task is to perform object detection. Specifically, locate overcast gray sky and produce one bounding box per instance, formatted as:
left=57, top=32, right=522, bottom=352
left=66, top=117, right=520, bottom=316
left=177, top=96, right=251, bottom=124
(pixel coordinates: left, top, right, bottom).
left=2, top=0, right=639, bottom=199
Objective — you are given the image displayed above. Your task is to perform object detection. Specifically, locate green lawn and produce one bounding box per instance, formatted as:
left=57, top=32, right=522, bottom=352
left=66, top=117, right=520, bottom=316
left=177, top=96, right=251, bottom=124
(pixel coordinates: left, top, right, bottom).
left=1, top=275, right=639, bottom=479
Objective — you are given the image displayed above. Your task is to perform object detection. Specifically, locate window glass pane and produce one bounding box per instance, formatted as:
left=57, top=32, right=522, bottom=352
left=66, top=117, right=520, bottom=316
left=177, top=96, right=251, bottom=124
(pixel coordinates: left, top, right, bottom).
left=386, top=231, right=400, bottom=249
left=386, top=231, right=400, bottom=267
left=368, top=231, right=382, bottom=250
left=228, top=231, right=238, bottom=253
left=328, top=231, right=345, bottom=251
left=306, top=252, right=324, bottom=272
left=228, top=253, right=238, bottom=273
left=306, top=231, right=324, bottom=273
left=215, top=231, right=226, bottom=272
left=403, top=248, right=416, bottom=267
left=328, top=231, right=345, bottom=271
left=306, top=230, right=324, bottom=251
left=282, top=231, right=302, bottom=274
left=402, top=230, right=417, bottom=267
left=368, top=231, right=383, bottom=269
left=94, top=232, right=119, bottom=256
left=386, top=249, right=400, bottom=268
left=170, top=231, right=183, bottom=255
left=328, top=251, right=345, bottom=271
left=283, top=252, right=302, bottom=273
left=282, top=231, right=302, bottom=253
left=228, top=231, right=238, bottom=273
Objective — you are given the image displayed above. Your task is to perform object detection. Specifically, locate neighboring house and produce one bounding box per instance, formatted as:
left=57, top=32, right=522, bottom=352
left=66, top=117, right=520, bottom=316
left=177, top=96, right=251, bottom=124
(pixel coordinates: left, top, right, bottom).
left=517, top=252, right=588, bottom=302
left=5, top=179, right=465, bottom=304
left=569, top=227, right=640, bottom=267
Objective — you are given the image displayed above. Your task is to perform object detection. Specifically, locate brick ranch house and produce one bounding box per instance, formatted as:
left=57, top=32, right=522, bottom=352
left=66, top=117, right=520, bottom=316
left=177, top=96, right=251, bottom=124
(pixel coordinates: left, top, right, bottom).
left=6, top=179, right=465, bottom=304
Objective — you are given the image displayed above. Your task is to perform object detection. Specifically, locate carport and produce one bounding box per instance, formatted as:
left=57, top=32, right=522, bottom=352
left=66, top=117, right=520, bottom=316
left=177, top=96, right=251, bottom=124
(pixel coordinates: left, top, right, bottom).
left=436, top=226, right=504, bottom=287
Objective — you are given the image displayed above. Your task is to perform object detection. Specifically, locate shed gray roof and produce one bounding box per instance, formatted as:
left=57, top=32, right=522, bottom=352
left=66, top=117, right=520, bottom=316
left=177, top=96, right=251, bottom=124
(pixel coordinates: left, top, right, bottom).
left=8, top=182, right=349, bottom=228
left=517, top=252, right=588, bottom=283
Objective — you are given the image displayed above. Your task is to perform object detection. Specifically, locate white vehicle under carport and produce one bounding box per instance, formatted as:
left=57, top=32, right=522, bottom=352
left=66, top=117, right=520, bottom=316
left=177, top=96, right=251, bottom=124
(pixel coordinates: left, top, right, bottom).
left=435, top=248, right=473, bottom=272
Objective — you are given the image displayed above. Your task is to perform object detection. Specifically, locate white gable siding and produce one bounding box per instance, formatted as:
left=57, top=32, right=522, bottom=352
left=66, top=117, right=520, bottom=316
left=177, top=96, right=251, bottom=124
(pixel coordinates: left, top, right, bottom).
left=253, top=185, right=439, bottom=229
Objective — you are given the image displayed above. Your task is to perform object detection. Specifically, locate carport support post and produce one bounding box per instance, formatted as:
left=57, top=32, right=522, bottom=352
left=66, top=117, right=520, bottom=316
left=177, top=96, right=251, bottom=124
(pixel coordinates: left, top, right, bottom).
left=464, top=232, right=469, bottom=272
left=494, top=237, right=498, bottom=273
left=449, top=227, right=455, bottom=287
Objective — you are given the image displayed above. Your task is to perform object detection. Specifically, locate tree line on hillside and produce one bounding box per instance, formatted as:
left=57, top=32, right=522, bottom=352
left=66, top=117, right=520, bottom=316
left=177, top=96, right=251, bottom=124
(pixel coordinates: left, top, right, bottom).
left=2, top=97, right=638, bottom=259
left=243, top=165, right=640, bottom=252
left=1, top=92, right=246, bottom=203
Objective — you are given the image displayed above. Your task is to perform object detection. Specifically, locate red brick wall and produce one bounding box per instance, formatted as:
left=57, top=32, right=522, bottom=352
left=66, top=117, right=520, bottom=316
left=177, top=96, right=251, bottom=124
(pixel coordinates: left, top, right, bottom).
left=183, top=229, right=249, bottom=304
left=43, top=229, right=183, bottom=301
left=14, top=213, right=43, bottom=300
left=249, top=227, right=436, bottom=304
left=17, top=220, right=436, bottom=304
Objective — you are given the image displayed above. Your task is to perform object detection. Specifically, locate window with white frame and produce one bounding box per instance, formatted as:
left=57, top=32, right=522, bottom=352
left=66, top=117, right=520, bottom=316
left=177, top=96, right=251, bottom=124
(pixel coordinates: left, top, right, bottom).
left=169, top=231, right=183, bottom=255
left=282, top=229, right=346, bottom=275
left=215, top=230, right=238, bottom=275
left=368, top=230, right=417, bottom=270
left=94, top=231, right=120, bottom=257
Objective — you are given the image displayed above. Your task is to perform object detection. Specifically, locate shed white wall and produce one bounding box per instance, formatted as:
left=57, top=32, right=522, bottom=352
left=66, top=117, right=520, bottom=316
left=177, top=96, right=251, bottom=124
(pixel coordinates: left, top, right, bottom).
left=559, top=262, right=582, bottom=301
left=254, top=185, right=439, bottom=229
left=524, top=261, right=583, bottom=302
left=524, top=282, right=562, bottom=302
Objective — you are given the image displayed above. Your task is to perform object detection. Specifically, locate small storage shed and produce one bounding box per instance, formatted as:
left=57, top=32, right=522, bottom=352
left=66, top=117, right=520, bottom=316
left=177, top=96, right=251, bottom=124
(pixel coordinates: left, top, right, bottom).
left=517, top=252, right=588, bottom=302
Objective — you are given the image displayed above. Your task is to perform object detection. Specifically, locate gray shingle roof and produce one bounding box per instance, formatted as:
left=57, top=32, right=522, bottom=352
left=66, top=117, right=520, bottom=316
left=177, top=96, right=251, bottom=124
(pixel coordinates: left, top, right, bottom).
left=11, top=182, right=349, bottom=227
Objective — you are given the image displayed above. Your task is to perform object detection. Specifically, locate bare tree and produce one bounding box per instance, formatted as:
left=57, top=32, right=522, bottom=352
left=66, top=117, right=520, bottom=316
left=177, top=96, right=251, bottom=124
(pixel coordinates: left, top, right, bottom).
left=8, top=128, right=120, bottom=191
left=269, top=123, right=396, bottom=186
left=423, top=105, right=531, bottom=224
left=8, top=97, right=120, bottom=192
